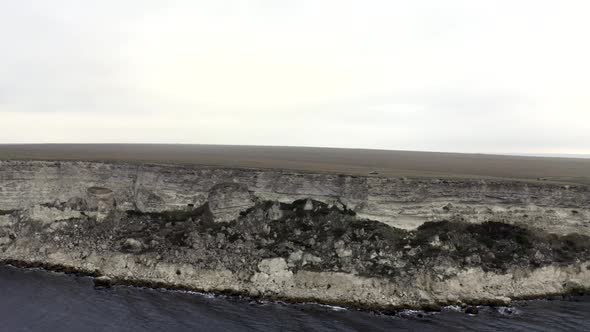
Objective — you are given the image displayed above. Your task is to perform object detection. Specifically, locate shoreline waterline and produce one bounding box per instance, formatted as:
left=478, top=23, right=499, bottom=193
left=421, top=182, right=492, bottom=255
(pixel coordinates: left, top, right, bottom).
left=2, top=260, right=588, bottom=314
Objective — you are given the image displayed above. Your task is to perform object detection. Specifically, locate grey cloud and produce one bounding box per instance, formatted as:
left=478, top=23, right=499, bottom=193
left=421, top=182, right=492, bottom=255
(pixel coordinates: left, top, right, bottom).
left=0, top=1, right=588, bottom=154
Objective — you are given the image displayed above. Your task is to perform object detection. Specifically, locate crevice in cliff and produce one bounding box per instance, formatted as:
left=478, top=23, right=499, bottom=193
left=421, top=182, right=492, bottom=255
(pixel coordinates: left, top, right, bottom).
left=0, top=209, right=16, bottom=216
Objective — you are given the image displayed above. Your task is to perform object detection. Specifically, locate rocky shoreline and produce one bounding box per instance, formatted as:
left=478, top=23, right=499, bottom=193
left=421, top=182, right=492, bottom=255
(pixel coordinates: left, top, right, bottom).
left=1, top=160, right=589, bottom=310
left=2, top=259, right=589, bottom=315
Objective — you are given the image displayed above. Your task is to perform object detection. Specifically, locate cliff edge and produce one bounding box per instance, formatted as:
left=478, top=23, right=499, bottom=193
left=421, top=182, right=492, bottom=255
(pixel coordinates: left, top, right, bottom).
left=1, top=159, right=589, bottom=310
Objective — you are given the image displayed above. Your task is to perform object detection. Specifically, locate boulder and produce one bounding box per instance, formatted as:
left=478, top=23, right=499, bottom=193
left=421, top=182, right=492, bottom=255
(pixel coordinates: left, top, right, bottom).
left=26, top=205, right=82, bottom=226
left=94, top=276, right=113, bottom=288
left=66, top=197, right=88, bottom=211
left=303, top=199, right=313, bottom=211
left=86, top=187, right=115, bottom=215
left=122, top=238, right=143, bottom=252
left=0, top=236, right=11, bottom=246
left=207, top=183, right=255, bottom=223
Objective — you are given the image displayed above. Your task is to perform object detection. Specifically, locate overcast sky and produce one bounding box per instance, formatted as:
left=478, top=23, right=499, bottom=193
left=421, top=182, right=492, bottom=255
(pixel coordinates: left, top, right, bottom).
left=1, top=1, right=589, bottom=154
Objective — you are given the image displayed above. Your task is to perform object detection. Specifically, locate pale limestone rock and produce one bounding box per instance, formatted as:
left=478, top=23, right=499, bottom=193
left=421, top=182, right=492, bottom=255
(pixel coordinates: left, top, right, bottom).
left=0, top=215, right=14, bottom=228
left=258, top=257, right=290, bottom=275
left=287, top=250, right=303, bottom=267
left=266, top=202, right=283, bottom=221
left=301, top=253, right=322, bottom=265
left=26, top=205, right=82, bottom=226
left=122, top=238, right=143, bottom=252
left=336, top=248, right=353, bottom=258
left=0, top=236, right=11, bottom=246
left=86, top=187, right=115, bottom=213
left=48, top=221, right=68, bottom=233
left=0, top=160, right=588, bottom=233
left=251, top=258, right=294, bottom=293
left=135, top=187, right=165, bottom=212
left=208, top=183, right=255, bottom=223
left=430, top=235, right=442, bottom=247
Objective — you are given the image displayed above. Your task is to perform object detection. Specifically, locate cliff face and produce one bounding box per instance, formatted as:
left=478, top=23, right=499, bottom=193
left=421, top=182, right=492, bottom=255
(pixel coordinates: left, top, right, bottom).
left=1, top=160, right=589, bottom=309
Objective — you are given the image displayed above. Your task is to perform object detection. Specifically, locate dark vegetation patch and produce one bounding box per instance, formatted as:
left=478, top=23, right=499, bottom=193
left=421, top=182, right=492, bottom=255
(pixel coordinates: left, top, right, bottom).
left=256, top=200, right=408, bottom=275
left=544, top=233, right=590, bottom=263
left=411, top=221, right=537, bottom=271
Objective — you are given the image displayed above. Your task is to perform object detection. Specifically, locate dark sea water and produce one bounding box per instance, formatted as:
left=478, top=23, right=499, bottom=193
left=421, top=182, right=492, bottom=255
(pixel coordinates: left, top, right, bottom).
left=0, top=265, right=588, bottom=332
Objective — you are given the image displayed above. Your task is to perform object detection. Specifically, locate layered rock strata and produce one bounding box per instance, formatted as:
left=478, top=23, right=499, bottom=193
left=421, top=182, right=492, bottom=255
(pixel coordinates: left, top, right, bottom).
left=0, top=160, right=589, bottom=309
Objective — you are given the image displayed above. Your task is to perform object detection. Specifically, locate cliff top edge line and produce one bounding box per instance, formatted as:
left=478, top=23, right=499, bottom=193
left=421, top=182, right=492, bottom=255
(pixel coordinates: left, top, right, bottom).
left=1, top=144, right=589, bottom=185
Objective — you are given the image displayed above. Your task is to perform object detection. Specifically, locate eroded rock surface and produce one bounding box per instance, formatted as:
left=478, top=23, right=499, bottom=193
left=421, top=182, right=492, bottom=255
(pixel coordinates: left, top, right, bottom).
left=208, top=183, right=255, bottom=223
left=0, top=160, right=589, bottom=310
